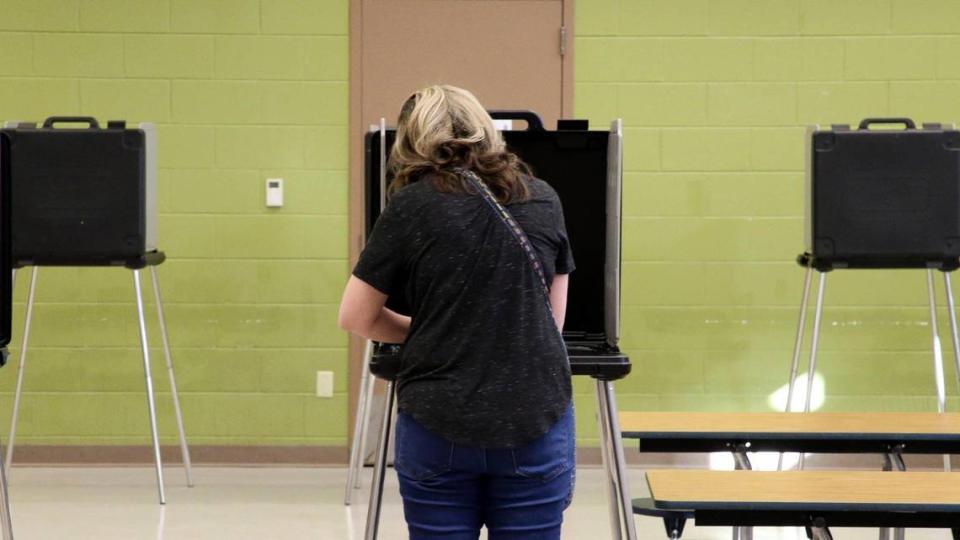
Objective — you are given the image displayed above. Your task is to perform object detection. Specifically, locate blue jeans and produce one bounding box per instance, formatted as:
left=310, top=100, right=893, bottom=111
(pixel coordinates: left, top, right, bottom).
left=395, top=406, right=576, bottom=540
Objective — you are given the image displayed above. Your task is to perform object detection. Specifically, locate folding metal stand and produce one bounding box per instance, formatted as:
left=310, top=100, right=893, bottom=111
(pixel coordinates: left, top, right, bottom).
left=0, top=368, right=13, bottom=540
left=784, top=254, right=958, bottom=473
left=350, top=349, right=636, bottom=540
left=782, top=253, right=959, bottom=540
left=5, top=252, right=192, bottom=505
left=344, top=340, right=375, bottom=503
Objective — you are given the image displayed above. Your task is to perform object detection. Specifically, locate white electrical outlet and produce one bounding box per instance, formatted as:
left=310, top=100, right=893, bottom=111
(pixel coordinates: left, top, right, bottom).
left=316, top=371, right=334, bottom=398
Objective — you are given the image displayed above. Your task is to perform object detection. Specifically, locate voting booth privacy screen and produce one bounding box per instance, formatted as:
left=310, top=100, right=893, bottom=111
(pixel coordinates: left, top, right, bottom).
left=365, top=115, right=622, bottom=349
left=0, top=132, right=12, bottom=349
left=807, top=118, right=960, bottom=270
left=0, top=117, right=157, bottom=266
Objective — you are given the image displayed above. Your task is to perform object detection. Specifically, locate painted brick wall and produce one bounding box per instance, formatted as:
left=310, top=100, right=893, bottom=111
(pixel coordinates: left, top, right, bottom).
left=3, top=0, right=959, bottom=451
left=573, top=0, right=960, bottom=443
left=0, top=0, right=350, bottom=447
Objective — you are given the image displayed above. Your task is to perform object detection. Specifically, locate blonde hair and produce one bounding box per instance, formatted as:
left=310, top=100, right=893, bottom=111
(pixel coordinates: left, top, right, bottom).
left=388, top=85, right=530, bottom=204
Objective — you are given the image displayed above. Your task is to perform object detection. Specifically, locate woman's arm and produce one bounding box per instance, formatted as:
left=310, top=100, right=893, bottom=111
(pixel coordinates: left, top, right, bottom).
left=338, top=275, right=411, bottom=343
left=549, top=274, right=569, bottom=331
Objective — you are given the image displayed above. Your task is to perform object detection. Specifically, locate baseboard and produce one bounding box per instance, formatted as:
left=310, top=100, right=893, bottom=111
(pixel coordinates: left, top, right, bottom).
left=9, top=445, right=959, bottom=470
left=8, top=445, right=348, bottom=466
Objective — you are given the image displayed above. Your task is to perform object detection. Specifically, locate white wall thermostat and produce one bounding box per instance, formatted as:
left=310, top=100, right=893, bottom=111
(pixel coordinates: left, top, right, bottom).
left=266, top=178, right=283, bottom=207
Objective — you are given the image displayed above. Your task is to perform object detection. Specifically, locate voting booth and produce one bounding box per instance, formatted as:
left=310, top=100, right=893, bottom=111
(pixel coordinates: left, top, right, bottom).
left=3, top=117, right=158, bottom=266
left=0, top=129, right=16, bottom=539
left=787, top=118, right=960, bottom=471
left=805, top=118, right=960, bottom=271
left=347, top=112, right=636, bottom=540
left=0, top=117, right=192, bottom=505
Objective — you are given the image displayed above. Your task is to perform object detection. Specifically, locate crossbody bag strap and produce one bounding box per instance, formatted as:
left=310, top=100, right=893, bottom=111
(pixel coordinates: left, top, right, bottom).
left=455, top=168, right=554, bottom=313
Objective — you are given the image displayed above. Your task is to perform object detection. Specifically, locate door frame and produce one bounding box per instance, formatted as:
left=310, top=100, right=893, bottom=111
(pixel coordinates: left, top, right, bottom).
left=346, top=0, right=575, bottom=448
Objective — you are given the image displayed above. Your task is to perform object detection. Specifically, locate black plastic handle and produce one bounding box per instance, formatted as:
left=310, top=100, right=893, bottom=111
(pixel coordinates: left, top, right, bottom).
left=42, top=116, right=100, bottom=129
left=488, top=110, right=545, bottom=131
left=858, top=117, right=916, bottom=130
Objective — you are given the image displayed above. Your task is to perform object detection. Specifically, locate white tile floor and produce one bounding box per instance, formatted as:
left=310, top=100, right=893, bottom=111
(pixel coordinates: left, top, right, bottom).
left=1, top=466, right=953, bottom=539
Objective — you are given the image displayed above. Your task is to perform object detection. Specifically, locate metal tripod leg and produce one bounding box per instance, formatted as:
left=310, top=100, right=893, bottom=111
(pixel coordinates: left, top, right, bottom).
left=356, top=352, right=376, bottom=488
left=596, top=381, right=623, bottom=540
left=926, top=270, right=951, bottom=472
left=134, top=270, right=166, bottom=505
left=6, top=267, right=38, bottom=471
left=943, top=273, right=960, bottom=403
left=149, top=266, right=193, bottom=488
left=364, top=380, right=395, bottom=540
left=780, top=266, right=813, bottom=471
left=345, top=340, right=374, bottom=505
left=602, top=381, right=638, bottom=540
left=597, top=380, right=637, bottom=540
left=0, top=430, right=13, bottom=540
left=799, top=272, right=826, bottom=471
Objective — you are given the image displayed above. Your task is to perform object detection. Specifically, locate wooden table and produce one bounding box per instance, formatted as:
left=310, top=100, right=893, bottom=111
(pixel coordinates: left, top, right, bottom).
left=619, top=412, right=960, bottom=455
left=635, top=470, right=960, bottom=540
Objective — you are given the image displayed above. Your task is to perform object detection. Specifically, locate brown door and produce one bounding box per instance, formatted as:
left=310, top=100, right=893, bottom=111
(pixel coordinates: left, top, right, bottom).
left=347, top=0, right=574, bottom=448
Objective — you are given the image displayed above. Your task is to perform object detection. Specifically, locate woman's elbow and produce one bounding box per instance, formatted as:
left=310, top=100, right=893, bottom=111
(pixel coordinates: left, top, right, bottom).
left=338, top=305, right=366, bottom=334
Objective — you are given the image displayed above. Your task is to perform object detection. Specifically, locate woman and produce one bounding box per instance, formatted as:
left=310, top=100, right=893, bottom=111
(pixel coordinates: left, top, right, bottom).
left=339, top=85, right=575, bottom=539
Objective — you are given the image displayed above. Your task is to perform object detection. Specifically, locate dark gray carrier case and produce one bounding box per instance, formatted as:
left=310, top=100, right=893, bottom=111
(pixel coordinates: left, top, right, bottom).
left=806, top=118, right=960, bottom=271
left=1, top=117, right=157, bottom=266
left=0, top=131, right=13, bottom=351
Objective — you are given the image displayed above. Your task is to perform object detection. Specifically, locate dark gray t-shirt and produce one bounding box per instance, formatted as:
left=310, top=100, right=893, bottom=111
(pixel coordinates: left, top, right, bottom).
left=352, top=174, right=575, bottom=448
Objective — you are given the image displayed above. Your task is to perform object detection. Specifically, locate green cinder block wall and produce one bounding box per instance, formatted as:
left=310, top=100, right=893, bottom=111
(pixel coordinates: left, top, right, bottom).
left=574, top=0, right=960, bottom=445
left=2, top=0, right=960, bottom=451
left=0, top=0, right=350, bottom=447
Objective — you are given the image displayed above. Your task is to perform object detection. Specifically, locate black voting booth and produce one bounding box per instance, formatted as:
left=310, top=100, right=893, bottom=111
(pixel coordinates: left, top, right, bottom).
left=786, top=119, right=960, bottom=469
left=0, top=117, right=193, bottom=506
left=0, top=129, right=16, bottom=539
left=347, top=113, right=638, bottom=540
left=5, top=117, right=158, bottom=266
left=805, top=118, right=960, bottom=271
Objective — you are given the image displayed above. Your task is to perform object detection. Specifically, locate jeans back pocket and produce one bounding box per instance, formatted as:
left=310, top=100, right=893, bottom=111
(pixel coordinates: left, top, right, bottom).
left=394, top=412, right=455, bottom=482
left=511, top=407, right=575, bottom=483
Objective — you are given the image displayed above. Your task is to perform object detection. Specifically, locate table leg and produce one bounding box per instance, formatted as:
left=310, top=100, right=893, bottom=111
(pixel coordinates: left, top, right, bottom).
left=891, top=449, right=906, bottom=540
left=732, top=450, right=752, bottom=540
left=663, top=517, right=686, bottom=540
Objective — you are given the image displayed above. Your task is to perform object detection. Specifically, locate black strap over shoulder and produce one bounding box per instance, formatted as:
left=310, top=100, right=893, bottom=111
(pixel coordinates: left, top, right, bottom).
left=454, top=168, right=553, bottom=310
